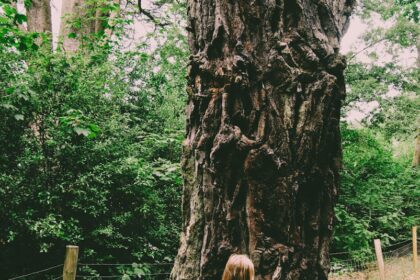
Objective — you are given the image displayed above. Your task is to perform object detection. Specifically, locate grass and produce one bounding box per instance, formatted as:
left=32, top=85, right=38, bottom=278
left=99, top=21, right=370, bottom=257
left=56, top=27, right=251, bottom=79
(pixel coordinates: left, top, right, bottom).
left=330, top=256, right=418, bottom=280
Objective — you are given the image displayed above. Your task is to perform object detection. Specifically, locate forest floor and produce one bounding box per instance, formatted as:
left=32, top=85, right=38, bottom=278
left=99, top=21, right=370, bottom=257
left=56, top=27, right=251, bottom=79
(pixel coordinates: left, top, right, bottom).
left=330, top=256, right=418, bottom=280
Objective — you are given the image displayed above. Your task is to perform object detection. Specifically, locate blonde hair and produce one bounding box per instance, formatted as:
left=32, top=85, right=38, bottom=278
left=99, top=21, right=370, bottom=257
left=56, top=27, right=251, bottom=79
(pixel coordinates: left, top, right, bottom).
left=222, top=254, right=255, bottom=280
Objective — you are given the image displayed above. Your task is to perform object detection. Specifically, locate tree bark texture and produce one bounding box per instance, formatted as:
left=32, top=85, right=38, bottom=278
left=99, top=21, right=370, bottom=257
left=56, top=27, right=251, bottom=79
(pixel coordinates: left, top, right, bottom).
left=27, top=0, right=52, bottom=33
left=171, top=0, right=354, bottom=279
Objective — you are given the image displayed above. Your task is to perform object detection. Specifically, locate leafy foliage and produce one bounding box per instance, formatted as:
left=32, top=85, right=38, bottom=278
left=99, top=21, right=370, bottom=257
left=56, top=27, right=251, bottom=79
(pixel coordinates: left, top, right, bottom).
left=0, top=11, right=187, bottom=277
left=0, top=1, right=40, bottom=51
left=333, top=126, right=419, bottom=259
left=336, top=0, right=419, bottom=261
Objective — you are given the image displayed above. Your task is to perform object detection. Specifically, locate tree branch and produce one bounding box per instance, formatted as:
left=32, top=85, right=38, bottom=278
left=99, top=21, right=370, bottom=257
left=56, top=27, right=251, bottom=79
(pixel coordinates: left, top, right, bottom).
left=133, top=0, right=170, bottom=27
left=348, top=38, right=387, bottom=62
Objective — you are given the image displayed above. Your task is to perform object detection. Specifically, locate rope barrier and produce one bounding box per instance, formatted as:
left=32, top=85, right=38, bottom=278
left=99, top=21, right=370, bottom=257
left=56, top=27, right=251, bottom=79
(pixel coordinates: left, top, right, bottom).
left=330, top=239, right=413, bottom=256
left=383, top=243, right=412, bottom=259
left=382, top=239, right=412, bottom=251
left=79, top=262, right=173, bottom=266
left=8, top=264, right=63, bottom=280
left=330, top=252, right=349, bottom=256
left=7, top=236, right=418, bottom=279
left=330, top=241, right=416, bottom=276
left=76, top=276, right=120, bottom=279
left=75, top=273, right=171, bottom=278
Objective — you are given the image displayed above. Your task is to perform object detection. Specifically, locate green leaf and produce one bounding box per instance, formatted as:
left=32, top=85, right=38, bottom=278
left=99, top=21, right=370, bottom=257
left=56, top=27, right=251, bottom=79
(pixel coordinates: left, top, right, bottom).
left=88, top=123, right=101, bottom=133
left=87, top=132, right=97, bottom=139
left=3, top=5, right=17, bottom=17
left=74, top=127, right=90, bottom=137
left=24, top=0, right=33, bottom=9
left=0, top=17, right=10, bottom=25
left=15, top=14, right=27, bottom=24
left=14, top=114, right=24, bottom=121
left=0, top=103, right=17, bottom=111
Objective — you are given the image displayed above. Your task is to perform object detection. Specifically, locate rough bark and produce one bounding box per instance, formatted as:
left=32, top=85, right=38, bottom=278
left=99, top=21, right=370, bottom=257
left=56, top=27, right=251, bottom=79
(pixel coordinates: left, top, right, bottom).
left=171, top=0, right=354, bottom=279
left=26, top=0, right=52, bottom=33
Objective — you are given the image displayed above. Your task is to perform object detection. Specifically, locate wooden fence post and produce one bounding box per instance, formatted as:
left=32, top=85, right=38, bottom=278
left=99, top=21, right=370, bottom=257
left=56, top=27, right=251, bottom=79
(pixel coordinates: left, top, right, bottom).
left=374, top=239, right=385, bottom=280
left=413, top=226, right=418, bottom=271
left=63, top=245, right=79, bottom=280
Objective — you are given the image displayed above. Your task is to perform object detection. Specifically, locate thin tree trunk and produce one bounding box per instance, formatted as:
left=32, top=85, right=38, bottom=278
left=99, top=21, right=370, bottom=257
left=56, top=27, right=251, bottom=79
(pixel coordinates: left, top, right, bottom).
left=103, top=0, right=121, bottom=38
left=26, top=0, right=51, bottom=33
left=59, top=0, right=84, bottom=51
left=171, top=0, right=354, bottom=279
left=413, top=134, right=420, bottom=167
left=413, top=37, right=420, bottom=167
left=59, top=0, right=120, bottom=51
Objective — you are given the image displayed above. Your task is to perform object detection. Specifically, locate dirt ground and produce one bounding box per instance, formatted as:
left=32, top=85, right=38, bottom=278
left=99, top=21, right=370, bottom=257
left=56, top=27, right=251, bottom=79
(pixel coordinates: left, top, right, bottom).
left=329, top=257, right=418, bottom=280
left=330, top=271, right=419, bottom=280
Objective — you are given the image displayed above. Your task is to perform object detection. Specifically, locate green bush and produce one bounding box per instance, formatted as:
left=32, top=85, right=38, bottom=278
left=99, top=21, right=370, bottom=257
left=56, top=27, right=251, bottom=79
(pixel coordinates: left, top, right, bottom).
left=332, top=125, right=419, bottom=260
left=0, top=32, right=186, bottom=277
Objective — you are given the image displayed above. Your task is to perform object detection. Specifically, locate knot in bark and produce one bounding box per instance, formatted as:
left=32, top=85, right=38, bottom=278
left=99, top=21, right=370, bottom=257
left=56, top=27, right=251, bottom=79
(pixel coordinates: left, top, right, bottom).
left=325, top=53, right=347, bottom=74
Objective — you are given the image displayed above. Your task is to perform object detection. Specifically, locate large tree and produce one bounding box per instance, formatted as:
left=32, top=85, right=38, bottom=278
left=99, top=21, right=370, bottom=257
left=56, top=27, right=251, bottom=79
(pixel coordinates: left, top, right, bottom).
left=171, top=0, right=354, bottom=279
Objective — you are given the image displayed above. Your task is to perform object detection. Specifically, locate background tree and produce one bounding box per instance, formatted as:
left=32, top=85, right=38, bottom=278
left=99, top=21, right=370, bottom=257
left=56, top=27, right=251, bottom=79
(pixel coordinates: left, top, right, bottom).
left=26, top=0, right=51, bottom=33
left=59, top=0, right=121, bottom=51
left=343, top=0, right=419, bottom=161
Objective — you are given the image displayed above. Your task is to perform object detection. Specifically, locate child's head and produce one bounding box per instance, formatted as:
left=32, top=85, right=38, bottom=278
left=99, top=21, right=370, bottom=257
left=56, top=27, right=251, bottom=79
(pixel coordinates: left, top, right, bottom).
left=222, top=254, right=255, bottom=280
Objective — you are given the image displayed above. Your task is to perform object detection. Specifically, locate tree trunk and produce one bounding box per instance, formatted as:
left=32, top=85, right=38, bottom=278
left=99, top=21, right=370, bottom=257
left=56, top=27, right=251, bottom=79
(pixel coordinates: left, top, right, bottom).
left=59, top=0, right=119, bottom=52
left=103, top=0, right=121, bottom=38
left=413, top=37, right=420, bottom=167
left=171, top=1, right=354, bottom=279
left=413, top=133, right=420, bottom=167
left=412, top=37, right=420, bottom=167
left=59, top=0, right=84, bottom=51
left=27, top=0, right=51, bottom=33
